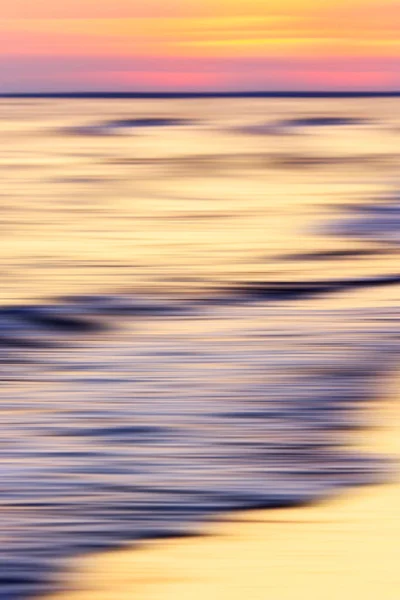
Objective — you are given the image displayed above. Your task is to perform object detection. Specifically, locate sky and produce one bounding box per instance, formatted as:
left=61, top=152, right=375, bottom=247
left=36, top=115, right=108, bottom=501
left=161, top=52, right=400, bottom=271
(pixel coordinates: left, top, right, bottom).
left=1, top=0, right=400, bottom=92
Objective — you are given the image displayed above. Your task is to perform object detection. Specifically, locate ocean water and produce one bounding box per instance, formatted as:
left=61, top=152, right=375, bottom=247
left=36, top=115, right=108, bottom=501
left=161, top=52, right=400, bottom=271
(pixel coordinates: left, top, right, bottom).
left=1, top=97, right=400, bottom=598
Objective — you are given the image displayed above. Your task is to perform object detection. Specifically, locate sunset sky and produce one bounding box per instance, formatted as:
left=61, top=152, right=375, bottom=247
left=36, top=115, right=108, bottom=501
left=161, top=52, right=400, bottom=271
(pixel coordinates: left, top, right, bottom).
left=1, top=0, right=400, bottom=92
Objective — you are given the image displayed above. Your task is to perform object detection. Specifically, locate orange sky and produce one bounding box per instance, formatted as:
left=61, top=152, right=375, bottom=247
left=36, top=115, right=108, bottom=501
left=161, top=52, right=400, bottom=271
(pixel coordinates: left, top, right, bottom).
left=1, top=0, right=400, bottom=91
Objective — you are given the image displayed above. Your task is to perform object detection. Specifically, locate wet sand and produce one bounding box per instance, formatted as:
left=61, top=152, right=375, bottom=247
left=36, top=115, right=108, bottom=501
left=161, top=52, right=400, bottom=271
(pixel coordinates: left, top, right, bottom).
left=47, top=387, right=400, bottom=600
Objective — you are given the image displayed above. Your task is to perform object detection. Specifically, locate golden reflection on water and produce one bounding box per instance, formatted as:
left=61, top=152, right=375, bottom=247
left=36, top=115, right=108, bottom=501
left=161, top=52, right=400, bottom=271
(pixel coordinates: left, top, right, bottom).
left=1, top=97, right=400, bottom=303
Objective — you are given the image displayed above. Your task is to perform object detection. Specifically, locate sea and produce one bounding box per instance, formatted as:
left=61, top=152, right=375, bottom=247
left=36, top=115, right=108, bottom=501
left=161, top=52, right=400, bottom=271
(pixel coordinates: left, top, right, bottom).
left=1, top=96, right=400, bottom=598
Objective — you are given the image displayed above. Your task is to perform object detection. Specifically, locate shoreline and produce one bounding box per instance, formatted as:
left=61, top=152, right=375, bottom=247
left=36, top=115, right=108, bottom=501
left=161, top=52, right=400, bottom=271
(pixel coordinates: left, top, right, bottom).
left=46, top=383, right=400, bottom=600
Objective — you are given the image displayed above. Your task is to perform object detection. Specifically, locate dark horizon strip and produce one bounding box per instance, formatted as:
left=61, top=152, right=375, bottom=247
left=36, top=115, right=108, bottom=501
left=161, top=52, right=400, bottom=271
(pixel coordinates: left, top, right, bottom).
left=1, top=91, right=400, bottom=99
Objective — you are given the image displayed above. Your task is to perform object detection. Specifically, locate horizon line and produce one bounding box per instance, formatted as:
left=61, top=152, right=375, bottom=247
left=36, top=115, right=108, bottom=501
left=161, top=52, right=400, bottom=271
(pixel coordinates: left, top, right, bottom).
left=1, top=90, right=400, bottom=99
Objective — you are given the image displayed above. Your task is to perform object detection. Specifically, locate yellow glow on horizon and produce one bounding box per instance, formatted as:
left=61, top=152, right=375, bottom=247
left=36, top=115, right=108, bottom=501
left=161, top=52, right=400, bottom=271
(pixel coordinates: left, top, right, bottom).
left=2, top=8, right=400, bottom=55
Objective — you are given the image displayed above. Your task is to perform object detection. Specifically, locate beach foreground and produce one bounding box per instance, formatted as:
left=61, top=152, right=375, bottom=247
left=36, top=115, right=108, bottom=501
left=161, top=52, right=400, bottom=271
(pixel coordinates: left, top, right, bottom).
left=47, top=391, right=400, bottom=600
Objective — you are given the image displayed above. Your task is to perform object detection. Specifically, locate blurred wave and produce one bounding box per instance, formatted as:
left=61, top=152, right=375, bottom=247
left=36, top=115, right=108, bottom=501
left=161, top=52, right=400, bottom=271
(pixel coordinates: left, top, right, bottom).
left=1, top=97, right=400, bottom=599
left=328, top=197, right=400, bottom=244
left=236, top=115, right=370, bottom=137
left=69, top=117, right=193, bottom=137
